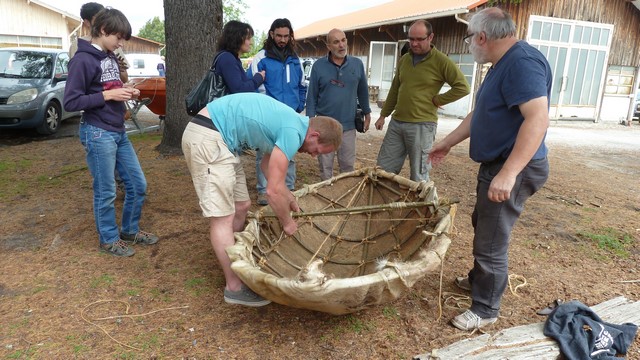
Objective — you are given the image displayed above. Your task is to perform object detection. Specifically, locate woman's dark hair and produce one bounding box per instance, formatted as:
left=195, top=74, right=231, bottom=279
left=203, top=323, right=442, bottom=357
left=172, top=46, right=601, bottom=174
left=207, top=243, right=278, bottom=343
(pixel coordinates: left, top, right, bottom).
left=217, top=20, right=254, bottom=55
left=80, top=2, right=104, bottom=21
left=90, top=8, right=132, bottom=41
left=263, top=18, right=296, bottom=51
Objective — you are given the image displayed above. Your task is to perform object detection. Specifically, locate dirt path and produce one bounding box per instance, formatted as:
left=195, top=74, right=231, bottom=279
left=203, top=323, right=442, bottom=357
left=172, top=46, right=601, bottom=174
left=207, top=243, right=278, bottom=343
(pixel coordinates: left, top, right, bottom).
left=0, top=109, right=638, bottom=359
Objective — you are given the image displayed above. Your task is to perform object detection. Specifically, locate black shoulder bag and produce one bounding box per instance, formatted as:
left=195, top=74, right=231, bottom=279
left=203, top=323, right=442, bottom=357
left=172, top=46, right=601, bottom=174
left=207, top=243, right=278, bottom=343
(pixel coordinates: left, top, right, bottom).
left=185, top=52, right=229, bottom=116
left=354, top=103, right=365, bottom=133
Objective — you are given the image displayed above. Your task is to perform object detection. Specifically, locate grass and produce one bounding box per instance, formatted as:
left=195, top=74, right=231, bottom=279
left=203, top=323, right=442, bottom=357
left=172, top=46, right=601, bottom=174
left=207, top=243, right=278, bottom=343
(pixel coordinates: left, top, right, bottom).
left=185, top=277, right=209, bottom=296
left=343, top=315, right=373, bottom=334
left=150, top=288, right=172, bottom=302
left=578, top=227, right=634, bottom=258
left=90, top=274, right=115, bottom=288
left=63, top=333, right=91, bottom=356
left=382, top=306, right=400, bottom=319
left=0, top=159, right=34, bottom=200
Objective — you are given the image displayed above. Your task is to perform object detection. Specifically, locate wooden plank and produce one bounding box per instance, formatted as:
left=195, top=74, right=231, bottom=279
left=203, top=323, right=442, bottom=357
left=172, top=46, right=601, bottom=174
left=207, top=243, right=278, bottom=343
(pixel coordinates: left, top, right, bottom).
left=414, top=296, right=640, bottom=360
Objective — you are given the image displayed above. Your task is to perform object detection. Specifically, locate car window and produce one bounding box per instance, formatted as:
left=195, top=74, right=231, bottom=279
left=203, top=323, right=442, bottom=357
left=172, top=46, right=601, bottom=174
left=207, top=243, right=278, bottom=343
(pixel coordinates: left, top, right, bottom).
left=55, top=52, right=69, bottom=76
left=133, top=58, right=145, bottom=69
left=0, top=50, right=53, bottom=78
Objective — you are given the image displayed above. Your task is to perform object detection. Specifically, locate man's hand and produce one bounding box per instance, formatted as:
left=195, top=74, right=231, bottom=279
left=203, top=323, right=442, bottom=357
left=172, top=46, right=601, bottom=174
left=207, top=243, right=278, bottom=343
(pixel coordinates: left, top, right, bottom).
left=363, top=113, right=371, bottom=132
left=488, top=170, right=516, bottom=202
left=374, top=116, right=386, bottom=130
left=428, top=141, right=451, bottom=166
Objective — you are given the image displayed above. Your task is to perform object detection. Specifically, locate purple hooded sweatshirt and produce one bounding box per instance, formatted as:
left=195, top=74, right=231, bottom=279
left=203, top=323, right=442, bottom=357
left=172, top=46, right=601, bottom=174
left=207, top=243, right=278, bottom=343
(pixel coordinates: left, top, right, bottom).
left=64, top=39, right=127, bottom=132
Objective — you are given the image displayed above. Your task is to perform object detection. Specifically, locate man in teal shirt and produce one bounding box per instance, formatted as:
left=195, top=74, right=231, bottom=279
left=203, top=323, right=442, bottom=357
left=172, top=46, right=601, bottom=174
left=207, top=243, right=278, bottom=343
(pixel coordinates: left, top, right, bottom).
left=181, top=93, right=342, bottom=307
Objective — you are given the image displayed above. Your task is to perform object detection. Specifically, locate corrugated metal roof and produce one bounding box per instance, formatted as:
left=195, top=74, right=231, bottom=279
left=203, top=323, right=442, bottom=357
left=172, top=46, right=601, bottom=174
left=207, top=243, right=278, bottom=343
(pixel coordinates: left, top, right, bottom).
left=296, top=0, right=487, bottom=39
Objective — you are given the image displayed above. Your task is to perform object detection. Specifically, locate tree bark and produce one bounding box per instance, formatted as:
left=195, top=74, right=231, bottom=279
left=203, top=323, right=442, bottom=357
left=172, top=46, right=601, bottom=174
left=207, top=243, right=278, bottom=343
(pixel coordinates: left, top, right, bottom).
left=158, top=0, right=223, bottom=155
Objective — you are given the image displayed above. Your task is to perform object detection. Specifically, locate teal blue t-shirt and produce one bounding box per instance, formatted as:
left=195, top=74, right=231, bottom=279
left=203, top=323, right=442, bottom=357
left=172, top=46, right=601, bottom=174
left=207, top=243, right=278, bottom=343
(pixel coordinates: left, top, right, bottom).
left=205, top=93, right=309, bottom=160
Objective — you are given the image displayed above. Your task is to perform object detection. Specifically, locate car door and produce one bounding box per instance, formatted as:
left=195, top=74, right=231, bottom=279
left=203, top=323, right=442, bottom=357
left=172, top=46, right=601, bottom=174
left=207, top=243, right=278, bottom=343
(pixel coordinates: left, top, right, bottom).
left=54, top=52, right=72, bottom=117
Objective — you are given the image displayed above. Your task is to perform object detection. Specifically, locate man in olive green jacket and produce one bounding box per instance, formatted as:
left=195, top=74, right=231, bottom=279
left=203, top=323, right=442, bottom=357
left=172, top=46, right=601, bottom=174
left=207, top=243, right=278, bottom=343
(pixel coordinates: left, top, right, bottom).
left=375, top=19, right=469, bottom=182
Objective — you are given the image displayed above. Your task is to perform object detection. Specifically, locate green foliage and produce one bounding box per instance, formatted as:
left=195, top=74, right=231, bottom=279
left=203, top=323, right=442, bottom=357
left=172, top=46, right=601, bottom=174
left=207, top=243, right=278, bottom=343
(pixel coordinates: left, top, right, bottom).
left=223, top=0, right=247, bottom=24
left=247, top=30, right=267, bottom=57
left=136, top=0, right=247, bottom=58
left=578, top=227, right=634, bottom=257
left=137, top=16, right=165, bottom=45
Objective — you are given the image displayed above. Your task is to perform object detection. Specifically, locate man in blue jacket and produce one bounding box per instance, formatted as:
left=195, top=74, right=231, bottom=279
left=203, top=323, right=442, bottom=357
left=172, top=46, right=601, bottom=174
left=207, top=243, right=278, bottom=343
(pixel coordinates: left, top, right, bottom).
left=248, top=18, right=306, bottom=205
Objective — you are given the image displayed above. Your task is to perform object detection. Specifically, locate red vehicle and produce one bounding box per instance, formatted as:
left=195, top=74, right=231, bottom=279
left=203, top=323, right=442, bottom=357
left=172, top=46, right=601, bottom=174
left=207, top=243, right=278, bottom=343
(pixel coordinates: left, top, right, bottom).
left=129, top=77, right=165, bottom=117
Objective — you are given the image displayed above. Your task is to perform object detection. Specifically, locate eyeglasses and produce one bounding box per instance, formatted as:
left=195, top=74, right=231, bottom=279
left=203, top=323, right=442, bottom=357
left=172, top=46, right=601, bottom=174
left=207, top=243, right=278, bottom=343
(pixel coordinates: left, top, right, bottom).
left=463, top=33, right=475, bottom=44
left=408, top=36, right=430, bottom=43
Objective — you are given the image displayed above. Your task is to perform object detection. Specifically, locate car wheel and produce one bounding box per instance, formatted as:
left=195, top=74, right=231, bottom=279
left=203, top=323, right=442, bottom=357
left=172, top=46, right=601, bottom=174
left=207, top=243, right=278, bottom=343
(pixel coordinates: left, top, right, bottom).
left=36, top=101, right=61, bottom=135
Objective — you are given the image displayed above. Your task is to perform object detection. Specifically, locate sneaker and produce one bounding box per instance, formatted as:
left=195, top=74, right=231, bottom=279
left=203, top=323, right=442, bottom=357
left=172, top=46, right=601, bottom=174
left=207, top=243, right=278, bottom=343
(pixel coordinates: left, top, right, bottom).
left=100, top=239, right=135, bottom=257
left=120, top=230, right=159, bottom=245
left=257, top=193, right=268, bottom=206
left=455, top=276, right=471, bottom=291
left=451, top=310, right=498, bottom=331
left=223, top=285, right=271, bottom=307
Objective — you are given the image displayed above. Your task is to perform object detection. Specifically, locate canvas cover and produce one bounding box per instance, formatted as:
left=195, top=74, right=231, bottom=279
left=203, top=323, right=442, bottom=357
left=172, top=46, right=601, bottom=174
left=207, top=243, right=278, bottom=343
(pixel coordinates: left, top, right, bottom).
left=227, top=167, right=454, bottom=314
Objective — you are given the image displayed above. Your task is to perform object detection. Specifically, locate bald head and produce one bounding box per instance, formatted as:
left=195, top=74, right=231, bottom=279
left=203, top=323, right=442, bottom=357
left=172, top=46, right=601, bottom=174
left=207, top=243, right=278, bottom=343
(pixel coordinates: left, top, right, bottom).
left=326, top=28, right=347, bottom=60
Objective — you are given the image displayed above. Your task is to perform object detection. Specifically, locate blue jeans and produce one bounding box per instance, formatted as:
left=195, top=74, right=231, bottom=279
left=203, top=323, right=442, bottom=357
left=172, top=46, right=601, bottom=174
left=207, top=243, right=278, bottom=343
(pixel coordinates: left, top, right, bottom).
left=79, top=122, right=147, bottom=245
left=255, top=150, right=296, bottom=194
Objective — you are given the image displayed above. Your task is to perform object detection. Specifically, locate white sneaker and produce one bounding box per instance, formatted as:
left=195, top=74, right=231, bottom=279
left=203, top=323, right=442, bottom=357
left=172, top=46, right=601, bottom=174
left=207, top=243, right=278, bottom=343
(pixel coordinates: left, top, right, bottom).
left=451, top=310, right=497, bottom=331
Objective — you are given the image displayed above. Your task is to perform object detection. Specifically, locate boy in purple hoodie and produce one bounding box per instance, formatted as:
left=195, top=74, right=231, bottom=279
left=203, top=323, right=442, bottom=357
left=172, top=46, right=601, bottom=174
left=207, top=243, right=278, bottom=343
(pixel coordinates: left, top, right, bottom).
left=64, top=8, right=159, bottom=257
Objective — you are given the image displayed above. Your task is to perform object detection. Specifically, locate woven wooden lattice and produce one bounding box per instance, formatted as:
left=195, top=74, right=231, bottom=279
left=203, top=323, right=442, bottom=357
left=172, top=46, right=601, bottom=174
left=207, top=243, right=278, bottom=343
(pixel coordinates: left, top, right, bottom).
left=227, top=167, right=454, bottom=314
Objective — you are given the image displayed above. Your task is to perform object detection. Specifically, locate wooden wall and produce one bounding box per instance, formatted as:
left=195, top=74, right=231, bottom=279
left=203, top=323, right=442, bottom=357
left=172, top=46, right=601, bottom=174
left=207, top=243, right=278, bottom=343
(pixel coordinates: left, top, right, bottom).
left=296, top=16, right=469, bottom=58
left=499, top=0, right=640, bottom=67
left=123, top=37, right=164, bottom=55
left=0, top=0, right=80, bottom=50
left=296, top=0, right=640, bottom=67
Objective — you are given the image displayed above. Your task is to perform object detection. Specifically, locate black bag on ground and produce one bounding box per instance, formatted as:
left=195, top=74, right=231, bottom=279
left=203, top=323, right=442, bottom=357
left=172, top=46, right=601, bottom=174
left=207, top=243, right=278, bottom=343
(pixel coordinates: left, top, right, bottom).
left=354, top=104, right=365, bottom=133
left=185, top=52, right=229, bottom=116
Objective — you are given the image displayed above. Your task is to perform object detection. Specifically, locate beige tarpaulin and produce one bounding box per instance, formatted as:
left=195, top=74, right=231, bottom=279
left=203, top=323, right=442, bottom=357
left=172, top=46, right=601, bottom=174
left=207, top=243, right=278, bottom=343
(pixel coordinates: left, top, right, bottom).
left=227, top=167, right=454, bottom=315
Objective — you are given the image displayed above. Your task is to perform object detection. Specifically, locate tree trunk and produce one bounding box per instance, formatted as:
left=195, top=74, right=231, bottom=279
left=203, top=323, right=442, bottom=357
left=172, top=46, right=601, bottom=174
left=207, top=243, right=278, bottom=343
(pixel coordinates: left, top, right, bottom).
left=157, top=0, right=223, bottom=155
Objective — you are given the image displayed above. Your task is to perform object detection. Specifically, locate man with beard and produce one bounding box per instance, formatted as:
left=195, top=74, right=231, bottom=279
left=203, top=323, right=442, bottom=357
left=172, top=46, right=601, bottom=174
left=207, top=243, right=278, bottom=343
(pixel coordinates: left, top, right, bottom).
left=374, top=20, right=469, bottom=182
left=248, top=18, right=306, bottom=205
left=429, top=7, right=552, bottom=331
left=306, top=28, right=371, bottom=181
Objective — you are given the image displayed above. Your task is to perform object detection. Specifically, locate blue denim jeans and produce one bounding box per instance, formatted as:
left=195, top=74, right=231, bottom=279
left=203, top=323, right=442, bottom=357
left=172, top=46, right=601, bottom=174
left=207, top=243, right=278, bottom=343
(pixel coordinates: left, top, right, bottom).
left=79, top=122, right=147, bottom=245
left=255, top=150, right=296, bottom=194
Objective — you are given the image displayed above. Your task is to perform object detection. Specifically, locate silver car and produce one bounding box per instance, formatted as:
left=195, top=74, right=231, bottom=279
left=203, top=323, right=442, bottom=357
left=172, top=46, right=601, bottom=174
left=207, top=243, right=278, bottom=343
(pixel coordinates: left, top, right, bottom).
left=0, top=47, right=79, bottom=134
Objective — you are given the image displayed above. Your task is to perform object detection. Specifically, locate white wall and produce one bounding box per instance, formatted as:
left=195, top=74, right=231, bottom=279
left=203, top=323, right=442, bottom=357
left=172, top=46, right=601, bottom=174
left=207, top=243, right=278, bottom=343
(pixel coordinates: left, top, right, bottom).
left=599, top=95, right=633, bottom=123
left=125, top=53, right=164, bottom=77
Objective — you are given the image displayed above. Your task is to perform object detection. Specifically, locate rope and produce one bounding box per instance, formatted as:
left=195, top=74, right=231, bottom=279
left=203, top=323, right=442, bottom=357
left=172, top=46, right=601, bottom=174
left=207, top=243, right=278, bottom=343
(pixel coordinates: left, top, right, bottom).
left=508, top=274, right=528, bottom=296
left=81, top=300, right=188, bottom=350
left=300, top=175, right=368, bottom=273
